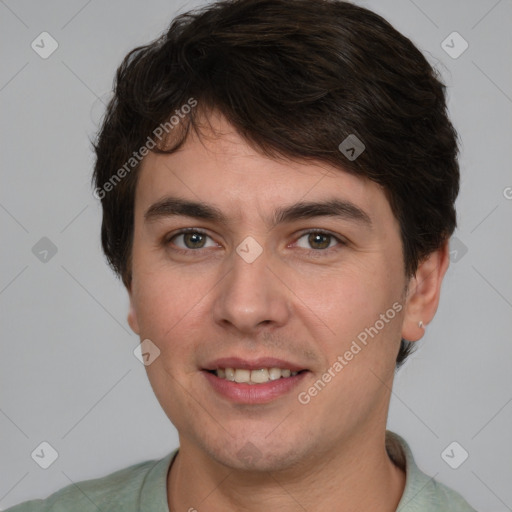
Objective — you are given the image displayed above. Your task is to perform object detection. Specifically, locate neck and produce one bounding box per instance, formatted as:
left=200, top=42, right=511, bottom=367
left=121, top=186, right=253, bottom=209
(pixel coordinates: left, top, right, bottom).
left=167, top=429, right=406, bottom=512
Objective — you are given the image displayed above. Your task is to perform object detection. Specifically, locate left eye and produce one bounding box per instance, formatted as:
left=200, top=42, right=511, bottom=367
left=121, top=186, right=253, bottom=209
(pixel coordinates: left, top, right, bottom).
left=295, top=231, right=341, bottom=251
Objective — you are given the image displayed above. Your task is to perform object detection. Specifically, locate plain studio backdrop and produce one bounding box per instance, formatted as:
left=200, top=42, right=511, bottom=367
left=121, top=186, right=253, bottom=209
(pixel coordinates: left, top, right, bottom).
left=1, top=1, right=511, bottom=510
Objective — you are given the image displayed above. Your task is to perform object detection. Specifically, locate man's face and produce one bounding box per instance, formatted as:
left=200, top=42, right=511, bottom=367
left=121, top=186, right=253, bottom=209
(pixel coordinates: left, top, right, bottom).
left=128, top=113, right=410, bottom=471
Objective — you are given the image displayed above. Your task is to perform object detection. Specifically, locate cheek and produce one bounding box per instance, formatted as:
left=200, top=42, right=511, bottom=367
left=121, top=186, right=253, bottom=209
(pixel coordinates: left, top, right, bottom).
left=299, top=267, right=403, bottom=421
left=130, top=272, right=207, bottom=424
left=130, top=267, right=216, bottom=368
left=292, top=260, right=405, bottom=403
left=132, top=273, right=193, bottom=337
left=297, top=261, right=400, bottom=338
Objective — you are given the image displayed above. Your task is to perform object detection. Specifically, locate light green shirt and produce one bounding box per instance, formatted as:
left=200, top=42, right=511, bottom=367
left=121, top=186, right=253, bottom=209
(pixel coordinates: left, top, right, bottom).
left=6, top=431, right=477, bottom=511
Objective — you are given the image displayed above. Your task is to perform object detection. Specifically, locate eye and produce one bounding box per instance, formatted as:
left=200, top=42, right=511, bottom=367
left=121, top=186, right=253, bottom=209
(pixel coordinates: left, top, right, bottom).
left=167, top=229, right=218, bottom=251
left=294, top=230, right=345, bottom=252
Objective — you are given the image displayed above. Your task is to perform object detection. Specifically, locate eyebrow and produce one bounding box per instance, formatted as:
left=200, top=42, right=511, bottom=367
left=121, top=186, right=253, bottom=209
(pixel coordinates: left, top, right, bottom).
left=144, top=196, right=373, bottom=229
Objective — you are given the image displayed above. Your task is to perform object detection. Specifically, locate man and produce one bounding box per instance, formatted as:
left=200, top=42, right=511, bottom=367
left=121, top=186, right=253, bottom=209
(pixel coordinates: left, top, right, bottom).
left=8, top=0, right=477, bottom=510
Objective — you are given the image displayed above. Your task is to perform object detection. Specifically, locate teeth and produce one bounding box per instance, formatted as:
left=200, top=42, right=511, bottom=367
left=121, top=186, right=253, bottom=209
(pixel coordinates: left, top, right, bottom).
left=214, top=367, right=299, bottom=384
left=269, top=367, right=282, bottom=380
left=251, top=368, right=269, bottom=383
left=234, top=369, right=250, bottom=383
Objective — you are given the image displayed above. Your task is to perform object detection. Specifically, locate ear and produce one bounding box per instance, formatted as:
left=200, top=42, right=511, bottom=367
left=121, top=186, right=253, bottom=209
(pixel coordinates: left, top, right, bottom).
left=127, top=293, right=140, bottom=335
left=402, top=239, right=450, bottom=342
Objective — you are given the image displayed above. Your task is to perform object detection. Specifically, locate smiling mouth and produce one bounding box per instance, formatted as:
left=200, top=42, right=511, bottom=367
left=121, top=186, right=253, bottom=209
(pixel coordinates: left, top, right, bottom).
left=207, top=368, right=306, bottom=384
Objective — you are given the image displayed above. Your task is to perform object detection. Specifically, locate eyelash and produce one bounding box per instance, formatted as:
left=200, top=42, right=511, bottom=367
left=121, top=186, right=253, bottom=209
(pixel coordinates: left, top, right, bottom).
left=164, top=228, right=347, bottom=257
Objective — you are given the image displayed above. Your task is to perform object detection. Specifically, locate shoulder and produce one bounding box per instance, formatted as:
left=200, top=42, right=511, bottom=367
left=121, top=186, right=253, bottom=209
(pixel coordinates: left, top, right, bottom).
left=5, top=452, right=175, bottom=512
left=386, top=431, right=478, bottom=512
left=401, top=477, right=478, bottom=512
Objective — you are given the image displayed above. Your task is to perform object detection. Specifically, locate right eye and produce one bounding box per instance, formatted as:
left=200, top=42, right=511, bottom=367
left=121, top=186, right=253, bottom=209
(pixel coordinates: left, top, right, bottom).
left=166, top=228, right=219, bottom=253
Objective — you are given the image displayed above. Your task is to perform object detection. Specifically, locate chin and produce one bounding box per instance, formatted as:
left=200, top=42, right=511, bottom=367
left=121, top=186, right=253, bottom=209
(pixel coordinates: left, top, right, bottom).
left=203, top=435, right=313, bottom=473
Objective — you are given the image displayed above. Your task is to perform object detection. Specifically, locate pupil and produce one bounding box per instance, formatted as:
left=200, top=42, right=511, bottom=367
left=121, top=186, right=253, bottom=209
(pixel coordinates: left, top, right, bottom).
left=185, top=232, right=205, bottom=248
left=309, top=233, right=330, bottom=250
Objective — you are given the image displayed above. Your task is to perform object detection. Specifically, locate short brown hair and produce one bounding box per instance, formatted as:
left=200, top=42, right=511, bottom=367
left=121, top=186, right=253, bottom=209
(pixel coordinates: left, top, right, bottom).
left=93, top=0, right=459, bottom=367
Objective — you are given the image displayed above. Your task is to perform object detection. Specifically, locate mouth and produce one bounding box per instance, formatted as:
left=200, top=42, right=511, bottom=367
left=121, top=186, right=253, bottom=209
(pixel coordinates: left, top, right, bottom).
left=202, top=357, right=310, bottom=404
left=207, top=367, right=304, bottom=384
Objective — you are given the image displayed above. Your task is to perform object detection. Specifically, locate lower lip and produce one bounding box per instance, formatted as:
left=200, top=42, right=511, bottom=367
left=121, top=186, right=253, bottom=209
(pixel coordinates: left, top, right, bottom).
left=203, top=371, right=309, bottom=404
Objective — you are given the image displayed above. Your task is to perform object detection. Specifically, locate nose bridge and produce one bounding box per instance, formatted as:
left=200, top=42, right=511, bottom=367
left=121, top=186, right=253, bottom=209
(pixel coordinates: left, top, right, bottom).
left=212, top=238, right=290, bottom=332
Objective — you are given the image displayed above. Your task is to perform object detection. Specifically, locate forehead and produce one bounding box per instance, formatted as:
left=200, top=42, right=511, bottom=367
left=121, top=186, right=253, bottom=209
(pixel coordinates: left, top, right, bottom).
left=135, top=113, right=393, bottom=227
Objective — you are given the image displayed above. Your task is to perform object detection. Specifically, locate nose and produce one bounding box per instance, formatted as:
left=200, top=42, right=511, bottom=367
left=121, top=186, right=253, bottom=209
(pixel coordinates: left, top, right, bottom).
left=211, top=242, right=291, bottom=335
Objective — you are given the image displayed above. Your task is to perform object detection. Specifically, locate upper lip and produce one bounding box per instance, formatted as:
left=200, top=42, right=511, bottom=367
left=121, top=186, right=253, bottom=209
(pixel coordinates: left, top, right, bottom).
left=203, top=357, right=307, bottom=372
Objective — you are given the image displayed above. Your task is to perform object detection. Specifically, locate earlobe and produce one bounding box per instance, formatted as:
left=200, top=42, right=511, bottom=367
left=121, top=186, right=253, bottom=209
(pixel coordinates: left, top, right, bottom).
left=127, top=298, right=140, bottom=335
left=401, top=239, right=450, bottom=342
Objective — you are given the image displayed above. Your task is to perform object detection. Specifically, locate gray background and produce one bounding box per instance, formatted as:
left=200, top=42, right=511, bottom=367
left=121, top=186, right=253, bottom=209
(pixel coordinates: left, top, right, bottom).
left=1, top=0, right=511, bottom=510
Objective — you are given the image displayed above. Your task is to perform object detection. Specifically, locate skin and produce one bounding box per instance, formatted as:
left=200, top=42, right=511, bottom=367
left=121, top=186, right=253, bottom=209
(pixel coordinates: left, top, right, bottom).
left=127, top=111, right=450, bottom=511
